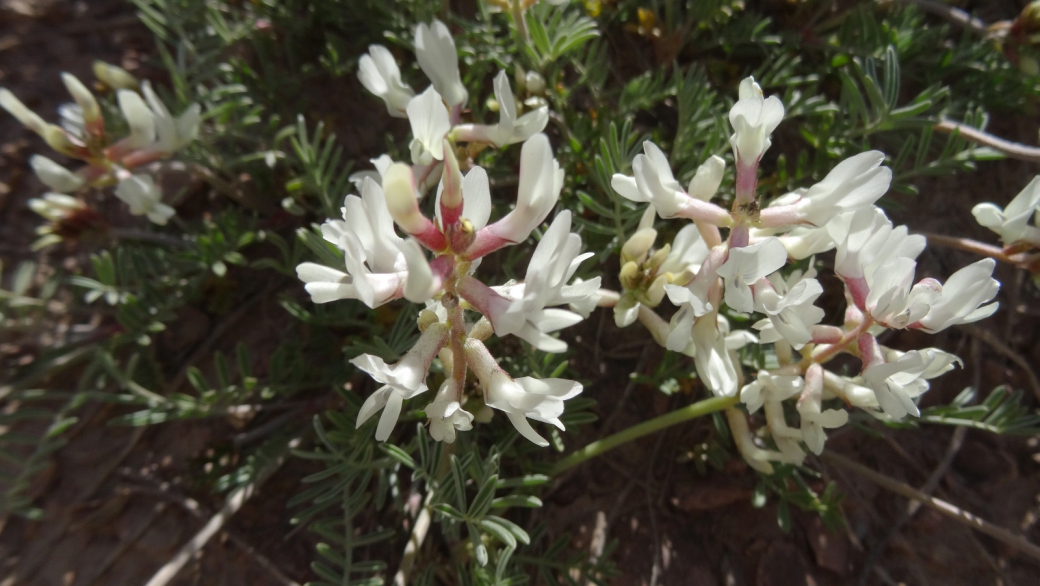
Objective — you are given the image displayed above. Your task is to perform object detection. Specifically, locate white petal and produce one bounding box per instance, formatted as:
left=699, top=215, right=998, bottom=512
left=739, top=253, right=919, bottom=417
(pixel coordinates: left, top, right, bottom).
left=506, top=411, right=549, bottom=446
left=117, top=90, right=156, bottom=148
left=462, top=166, right=492, bottom=230
left=375, top=392, right=404, bottom=441
left=30, top=155, right=84, bottom=192
left=398, top=239, right=435, bottom=303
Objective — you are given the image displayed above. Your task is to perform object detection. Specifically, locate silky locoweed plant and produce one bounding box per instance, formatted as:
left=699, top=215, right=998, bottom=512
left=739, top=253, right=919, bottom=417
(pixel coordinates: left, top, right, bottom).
left=297, top=20, right=596, bottom=447
left=1, top=61, right=200, bottom=243
left=607, top=77, right=1001, bottom=472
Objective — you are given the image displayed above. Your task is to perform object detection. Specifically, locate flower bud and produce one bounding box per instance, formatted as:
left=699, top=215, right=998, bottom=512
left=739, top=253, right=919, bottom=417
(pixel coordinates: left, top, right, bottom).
left=30, top=155, right=84, bottom=193
left=61, top=73, right=101, bottom=124
left=439, top=138, right=463, bottom=224
left=417, top=309, right=440, bottom=331
left=646, top=243, right=671, bottom=272
left=525, top=71, right=546, bottom=95
left=93, top=61, right=139, bottom=90
left=383, top=163, right=424, bottom=233
left=619, top=261, right=641, bottom=290
left=43, top=125, right=78, bottom=156
left=645, top=274, right=668, bottom=306
left=621, top=227, right=656, bottom=264
left=0, top=89, right=47, bottom=134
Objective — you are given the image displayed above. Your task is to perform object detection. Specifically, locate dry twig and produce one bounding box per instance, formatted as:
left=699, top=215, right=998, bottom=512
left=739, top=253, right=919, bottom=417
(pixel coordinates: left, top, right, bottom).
left=142, top=435, right=300, bottom=586
left=822, top=451, right=1040, bottom=563
left=935, top=120, right=1040, bottom=164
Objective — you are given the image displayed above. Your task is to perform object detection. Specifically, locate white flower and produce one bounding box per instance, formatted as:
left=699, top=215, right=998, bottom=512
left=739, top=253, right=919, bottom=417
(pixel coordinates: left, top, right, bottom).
left=462, top=339, right=572, bottom=441
left=692, top=313, right=740, bottom=397
left=834, top=207, right=925, bottom=281
left=663, top=284, right=712, bottom=352
left=415, top=20, right=468, bottom=107
left=611, top=142, right=727, bottom=222
left=488, top=210, right=599, bottom=352
left=915, top=258, right=999, bottom=333
left=142, top=81, right=200, bottom=155
left=465, top=338, right=581, bottom=446
left=973, top=176, right=1040, bottom=246
left=797, top=364, right=848, bottom=455
left=470, top=133, right=563, bottom=253
left=353, top=323, right=450, bottom=441
left=864, top=257, right=940, bottom=329
left=397, top=239, right=438, bottom=303
left=752, top=266, right=825, bottom=349
left=298, top=177, right=408, bottom=307
left=658, top=223, right=711, bottom=278
left=348, top=154, right=395, bottom=192
left=116, top=89, right=157, bottom=149
left=28, top=193, right=86, bottom=222
left=407, top=87, right=451, bottom=166
left=452, top=70, right=548, bottom=147
left=726, top=407, right=799, bottom=474
left=358, top=45, right=415, bottom=118
left=425, top=379, right=474, bottom=444
left=791, top=151, right=891, bottom=227
left=740, top=370, right=803, bottom=414
left=114, top=173, right=175, bottom=225
left=30, top=155, right=84, bottom=193
left=861, top=348, right=958, bottom=419
left=716, top=237, right=788, bottom=313
left=728, top=76, right=784, bottom=166
left=435, top=165, right=492, bottom=230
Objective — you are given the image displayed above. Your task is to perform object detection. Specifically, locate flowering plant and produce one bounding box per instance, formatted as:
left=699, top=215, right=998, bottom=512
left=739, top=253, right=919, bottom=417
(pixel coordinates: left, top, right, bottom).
left=5, top=1, right=1040, bottom=584
left=2, top=62, right=199, bottom=245
left=298, top=22, right=594, bottom=446
left=608, top=77, right=1000, bottom=471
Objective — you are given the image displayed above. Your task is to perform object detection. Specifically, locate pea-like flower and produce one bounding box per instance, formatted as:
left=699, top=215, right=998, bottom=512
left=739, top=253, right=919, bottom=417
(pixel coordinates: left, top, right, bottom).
left=972, top=176, right=1040, bottom=247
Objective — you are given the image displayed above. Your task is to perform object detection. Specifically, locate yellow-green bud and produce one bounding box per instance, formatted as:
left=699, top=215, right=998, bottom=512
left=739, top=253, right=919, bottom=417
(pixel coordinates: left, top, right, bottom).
left=619, top=261, right=641, bottom=290
left=646, top=243, right=671, bottom=272
left=621, top=227, right=657, bottom=265
left=645, top=274, right=668, bottom=307
left=43, top=125, right=76, bottom=156
left=93, top=61, right=139, bottom=90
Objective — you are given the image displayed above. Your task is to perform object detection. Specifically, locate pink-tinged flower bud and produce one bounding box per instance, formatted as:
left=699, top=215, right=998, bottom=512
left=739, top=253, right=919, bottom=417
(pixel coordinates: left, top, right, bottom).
left=439, top=138, right=464, bottom=225
left=383, top=163, right=446, bottom=250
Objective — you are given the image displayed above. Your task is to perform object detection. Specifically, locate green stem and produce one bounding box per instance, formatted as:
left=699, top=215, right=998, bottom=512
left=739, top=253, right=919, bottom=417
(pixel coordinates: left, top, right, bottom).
left=552, top=395, right=739, bottom=475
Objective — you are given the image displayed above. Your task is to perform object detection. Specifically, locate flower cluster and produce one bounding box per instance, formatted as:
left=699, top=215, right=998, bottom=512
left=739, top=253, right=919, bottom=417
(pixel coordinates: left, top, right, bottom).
left=1, top=62, right=200, bottom=242
left=355, top=19, right=548, bottom=189
left=298, top=21, right=595, bottom=446
left=610, top=77, right=1000, bottom=472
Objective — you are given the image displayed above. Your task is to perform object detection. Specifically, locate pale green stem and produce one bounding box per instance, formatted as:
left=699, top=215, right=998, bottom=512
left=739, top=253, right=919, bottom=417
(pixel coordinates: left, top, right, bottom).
left=552, top=395, right=739, bottom=474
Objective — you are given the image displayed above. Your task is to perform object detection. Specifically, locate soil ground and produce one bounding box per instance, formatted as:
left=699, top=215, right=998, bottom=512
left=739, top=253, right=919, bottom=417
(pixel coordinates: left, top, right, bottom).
left=2, top=1, right=1040, bottom=585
